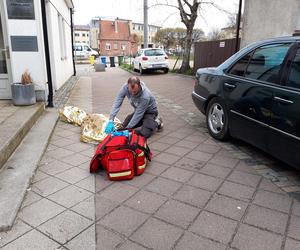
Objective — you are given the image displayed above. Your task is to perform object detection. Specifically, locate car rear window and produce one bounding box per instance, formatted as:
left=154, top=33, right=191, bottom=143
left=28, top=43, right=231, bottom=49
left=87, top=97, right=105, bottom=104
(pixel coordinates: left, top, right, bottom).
left=144, top=49, right=165, bottom=56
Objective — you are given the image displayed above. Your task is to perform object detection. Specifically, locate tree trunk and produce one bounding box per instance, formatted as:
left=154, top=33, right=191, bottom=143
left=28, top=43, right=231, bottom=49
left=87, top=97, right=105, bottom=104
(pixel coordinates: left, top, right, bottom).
left=179, top=29, right=192, bottom=73
left=176, top=0, right=199, bottom=73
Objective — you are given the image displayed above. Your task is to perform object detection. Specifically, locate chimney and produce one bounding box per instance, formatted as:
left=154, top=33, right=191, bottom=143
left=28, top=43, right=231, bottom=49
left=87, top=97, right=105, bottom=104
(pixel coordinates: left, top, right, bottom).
left=115, top=19, right=118, bottom=33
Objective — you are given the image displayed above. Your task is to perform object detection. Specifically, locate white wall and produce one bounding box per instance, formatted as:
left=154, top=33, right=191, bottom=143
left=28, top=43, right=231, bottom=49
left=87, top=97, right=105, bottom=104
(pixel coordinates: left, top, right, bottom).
left=5, top=0, right=48, bottom=97
left=89, top=27, right=99, bottom=49
left=241, top=0, right=300, bottom=48
left=46, top=0, right=73, bottom=91
left=74, top=30, right=90, bottom=45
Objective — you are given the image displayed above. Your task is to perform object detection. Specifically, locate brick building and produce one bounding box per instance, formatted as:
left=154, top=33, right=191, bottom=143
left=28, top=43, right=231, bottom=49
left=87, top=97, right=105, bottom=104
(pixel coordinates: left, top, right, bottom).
left=99, top=19, right=138, bottom=57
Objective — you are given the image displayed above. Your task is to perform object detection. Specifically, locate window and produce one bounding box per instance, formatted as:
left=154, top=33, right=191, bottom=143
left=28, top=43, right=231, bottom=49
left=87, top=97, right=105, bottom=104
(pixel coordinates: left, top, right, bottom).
left=287, top=48, right=300, bottom=89
left=121, top=42, right=126, bottom=50
left=114, top=42, right=118, bottom=50
left=75, top=33, right=79, bottom=37
left=229, top=53, right=252, bottom=77
left=82, top=33, right=86, bottom=37
left=244, top=43, right=291, bottom=84
left=144, top=49, right=164, bottom=56
left=74, top=45, right=82, bottom=51
left=58, top=14, right=67, bottom=60
left=84, top=45, right=91, bottom=51
left=87, top=33, right=89, bottom=37
left=105, top=43, right=111, bottom=50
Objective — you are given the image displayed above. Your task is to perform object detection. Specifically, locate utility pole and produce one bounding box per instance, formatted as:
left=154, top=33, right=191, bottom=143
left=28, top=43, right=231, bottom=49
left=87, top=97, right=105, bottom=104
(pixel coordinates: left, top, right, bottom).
left=144, top=0, right=148, bottom=48
left=235, top=0, right=242, bottom=52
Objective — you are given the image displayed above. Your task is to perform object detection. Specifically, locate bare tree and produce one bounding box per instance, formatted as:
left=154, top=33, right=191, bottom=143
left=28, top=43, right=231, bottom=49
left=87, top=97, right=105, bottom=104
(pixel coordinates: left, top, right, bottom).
left=207, top=28, right=225, bottom=41
left=154, top=28, right=177, bottom=49
left=151, top=0, right=229, bottom=73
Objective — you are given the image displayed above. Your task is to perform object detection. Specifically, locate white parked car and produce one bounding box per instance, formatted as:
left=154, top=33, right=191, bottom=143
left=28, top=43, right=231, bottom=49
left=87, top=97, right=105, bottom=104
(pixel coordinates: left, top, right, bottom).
left=133, top=48, right=169, bottom=74
left=74, top=43, right=99, bottom=59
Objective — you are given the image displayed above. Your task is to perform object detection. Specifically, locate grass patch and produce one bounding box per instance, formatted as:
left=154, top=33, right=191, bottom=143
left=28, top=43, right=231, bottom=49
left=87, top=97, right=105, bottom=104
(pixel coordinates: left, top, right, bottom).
left=120, top=63, right=133, bottom=71
left=171, top=68, right=195, bottom=76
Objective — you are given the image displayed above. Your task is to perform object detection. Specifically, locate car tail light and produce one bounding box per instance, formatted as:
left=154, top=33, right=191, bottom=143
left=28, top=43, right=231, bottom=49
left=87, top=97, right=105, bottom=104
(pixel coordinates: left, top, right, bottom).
left=165, top=56, right=168, bottom=59
left=142, top=57, right=148, bottom=61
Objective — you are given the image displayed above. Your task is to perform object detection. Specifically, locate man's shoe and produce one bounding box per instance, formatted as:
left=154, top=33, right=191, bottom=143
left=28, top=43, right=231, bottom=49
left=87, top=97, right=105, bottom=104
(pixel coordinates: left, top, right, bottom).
left=155, top=116, right=164, bottom=132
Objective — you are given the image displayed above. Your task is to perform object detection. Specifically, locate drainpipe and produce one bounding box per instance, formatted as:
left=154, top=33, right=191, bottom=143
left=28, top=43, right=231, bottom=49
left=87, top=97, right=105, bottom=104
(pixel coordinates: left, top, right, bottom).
left=70, top=8, right=76, bottom=76
left=40, top=0, right=53, bottom=107
left=235, top=0, right=243, bottom=52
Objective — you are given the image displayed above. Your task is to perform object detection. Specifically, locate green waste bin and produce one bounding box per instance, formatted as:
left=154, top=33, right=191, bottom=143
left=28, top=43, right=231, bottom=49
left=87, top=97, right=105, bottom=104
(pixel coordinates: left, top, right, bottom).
left=118, top=56, right=124, bottom=66
left=109, top=56, right=115, bottom=67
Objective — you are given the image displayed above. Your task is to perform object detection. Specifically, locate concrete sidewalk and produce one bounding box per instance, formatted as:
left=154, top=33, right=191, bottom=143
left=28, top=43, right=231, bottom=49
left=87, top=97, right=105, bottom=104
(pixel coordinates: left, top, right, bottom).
left=0, top=67, right=300, bottom=250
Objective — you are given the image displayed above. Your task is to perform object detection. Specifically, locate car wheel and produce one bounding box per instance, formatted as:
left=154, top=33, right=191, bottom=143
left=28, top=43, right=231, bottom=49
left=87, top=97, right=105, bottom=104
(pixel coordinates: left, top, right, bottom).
left=163, top=68, right=169, bottom=74
left=206, top=97, right=230, bottom=140
left=139, top=65, right=144, bottom=75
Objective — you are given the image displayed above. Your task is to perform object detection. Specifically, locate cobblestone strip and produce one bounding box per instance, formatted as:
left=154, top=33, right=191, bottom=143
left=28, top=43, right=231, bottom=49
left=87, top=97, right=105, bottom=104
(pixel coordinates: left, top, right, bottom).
left=53, top=76, right=79, bottom=108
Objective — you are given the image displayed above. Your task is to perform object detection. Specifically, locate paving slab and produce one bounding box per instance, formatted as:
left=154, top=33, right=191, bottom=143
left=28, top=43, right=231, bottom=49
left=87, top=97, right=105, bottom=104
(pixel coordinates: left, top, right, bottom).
left=189, top=211, right=238, bottom=244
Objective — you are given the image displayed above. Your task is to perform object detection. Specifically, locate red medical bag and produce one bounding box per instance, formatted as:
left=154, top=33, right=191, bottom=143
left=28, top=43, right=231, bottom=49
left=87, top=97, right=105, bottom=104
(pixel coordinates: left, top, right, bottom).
left=89, top=130, right=152, bottom=181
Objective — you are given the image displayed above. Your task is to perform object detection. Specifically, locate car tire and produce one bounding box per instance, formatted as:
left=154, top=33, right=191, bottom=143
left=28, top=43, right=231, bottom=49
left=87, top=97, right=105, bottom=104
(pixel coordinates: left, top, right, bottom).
left=163, top=68, right=169, bottom=74
left=206, top=97, right=230, bottom=141
left=139, top=65, right=144, bottom=75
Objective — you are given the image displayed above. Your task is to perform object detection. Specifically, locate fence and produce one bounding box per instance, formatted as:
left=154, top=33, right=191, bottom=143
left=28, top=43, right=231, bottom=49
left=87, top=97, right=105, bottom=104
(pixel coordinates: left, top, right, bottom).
left=194, top=38, right=240, bottom=71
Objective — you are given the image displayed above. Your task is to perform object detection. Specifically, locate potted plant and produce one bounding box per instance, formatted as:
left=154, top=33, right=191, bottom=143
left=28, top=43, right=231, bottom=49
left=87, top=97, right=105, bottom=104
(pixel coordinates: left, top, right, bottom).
left=11, top=70, right=36, bottom=106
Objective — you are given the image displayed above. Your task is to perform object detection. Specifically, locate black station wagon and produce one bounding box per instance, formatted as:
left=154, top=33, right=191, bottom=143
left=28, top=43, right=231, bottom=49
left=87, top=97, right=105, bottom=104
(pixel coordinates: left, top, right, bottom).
left=192, top=36, right=300, bottom=169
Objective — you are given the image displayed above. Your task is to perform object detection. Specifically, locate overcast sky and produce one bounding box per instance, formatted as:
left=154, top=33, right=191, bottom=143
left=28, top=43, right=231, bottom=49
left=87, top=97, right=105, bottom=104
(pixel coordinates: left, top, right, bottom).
left=72, top=0, right=241, bottom=34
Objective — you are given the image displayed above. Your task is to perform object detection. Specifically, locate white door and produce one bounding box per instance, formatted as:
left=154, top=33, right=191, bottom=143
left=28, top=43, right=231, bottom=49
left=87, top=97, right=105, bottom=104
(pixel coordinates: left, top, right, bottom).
left=0, top=2, right=11, bottom=99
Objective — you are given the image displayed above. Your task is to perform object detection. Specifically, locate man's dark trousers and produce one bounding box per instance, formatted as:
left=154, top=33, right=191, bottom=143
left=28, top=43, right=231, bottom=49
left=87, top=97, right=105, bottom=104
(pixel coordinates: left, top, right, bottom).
left=123, top=112, right=158, bottom=138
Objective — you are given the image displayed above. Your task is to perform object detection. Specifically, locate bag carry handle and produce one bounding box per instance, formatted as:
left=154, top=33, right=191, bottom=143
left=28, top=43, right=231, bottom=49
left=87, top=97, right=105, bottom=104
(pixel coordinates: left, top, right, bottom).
left=132, top=143, right=152, bottom=161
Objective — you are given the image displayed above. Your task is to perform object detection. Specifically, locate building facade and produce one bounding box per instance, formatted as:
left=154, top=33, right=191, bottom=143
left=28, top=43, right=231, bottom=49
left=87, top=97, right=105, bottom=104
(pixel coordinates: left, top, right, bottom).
left=99, top=18, right=138, bottom=57
left=89, top=17, right=100, bottom=50
left=0, top=0, right=74, bottom=102
left=74, top=24, right=90, bottom=45
left=241, top=0, right=300, bottom=48
left=131, top=22, right=160, bottom=47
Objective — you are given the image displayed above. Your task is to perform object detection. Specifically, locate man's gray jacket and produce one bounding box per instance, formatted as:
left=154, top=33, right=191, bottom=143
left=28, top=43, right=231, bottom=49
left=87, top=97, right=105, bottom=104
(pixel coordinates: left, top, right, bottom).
left=109, top=82, right=158, bottom=128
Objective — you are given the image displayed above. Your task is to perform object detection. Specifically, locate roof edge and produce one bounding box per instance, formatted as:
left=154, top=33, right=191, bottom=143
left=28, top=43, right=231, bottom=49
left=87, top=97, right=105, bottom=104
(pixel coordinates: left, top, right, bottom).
left=64, top=0, right=74, bottom=9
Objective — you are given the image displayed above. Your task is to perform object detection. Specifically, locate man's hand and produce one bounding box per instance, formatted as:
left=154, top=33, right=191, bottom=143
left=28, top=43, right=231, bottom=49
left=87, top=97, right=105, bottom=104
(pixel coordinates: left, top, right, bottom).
left=105, top=120, right=115, bottom=134
left=112, top=130, right=129, bottom=137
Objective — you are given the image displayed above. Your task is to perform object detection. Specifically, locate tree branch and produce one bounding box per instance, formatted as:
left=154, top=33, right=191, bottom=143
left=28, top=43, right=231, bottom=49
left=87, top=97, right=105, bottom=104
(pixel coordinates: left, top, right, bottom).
left=148, top=0, right=179, bottom=10
left=182, top=0, right=192, bottom=9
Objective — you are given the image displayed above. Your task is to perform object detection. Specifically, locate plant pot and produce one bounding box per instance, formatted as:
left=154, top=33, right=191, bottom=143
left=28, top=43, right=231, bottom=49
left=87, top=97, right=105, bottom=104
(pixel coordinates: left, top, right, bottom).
left=11, top=83, right=36, bottom=106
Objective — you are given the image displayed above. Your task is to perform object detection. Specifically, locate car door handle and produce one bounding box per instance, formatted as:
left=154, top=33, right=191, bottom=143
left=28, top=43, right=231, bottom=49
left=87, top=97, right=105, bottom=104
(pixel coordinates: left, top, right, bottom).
left=224, top=83, right=236, bottom=89
left=274, top=96, right=294, bottom=104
